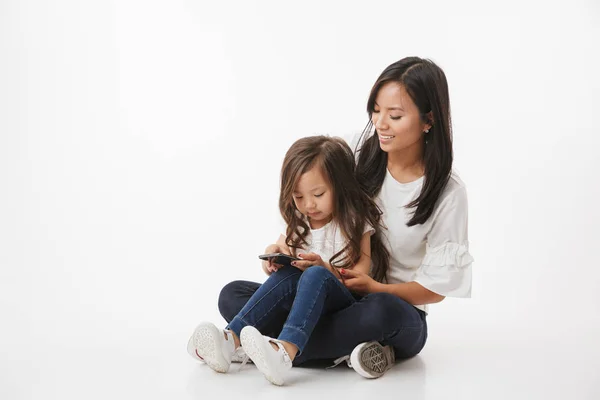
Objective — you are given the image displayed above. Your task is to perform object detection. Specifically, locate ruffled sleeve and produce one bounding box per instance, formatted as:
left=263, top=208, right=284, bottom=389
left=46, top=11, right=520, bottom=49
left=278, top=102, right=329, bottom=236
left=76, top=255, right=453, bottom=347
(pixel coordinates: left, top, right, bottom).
left=414, top=186, right=474, bottom=298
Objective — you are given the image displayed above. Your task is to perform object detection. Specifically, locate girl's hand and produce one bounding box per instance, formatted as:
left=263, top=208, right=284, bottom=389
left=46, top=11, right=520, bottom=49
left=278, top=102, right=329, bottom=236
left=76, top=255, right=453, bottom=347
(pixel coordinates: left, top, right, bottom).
left=265, top=259, right=284, bottom=274
left=339, top=268, right=377, bottom=294
left=292, top=252, right=325, bottom=271
left=262, top=244, right=284, bottom=275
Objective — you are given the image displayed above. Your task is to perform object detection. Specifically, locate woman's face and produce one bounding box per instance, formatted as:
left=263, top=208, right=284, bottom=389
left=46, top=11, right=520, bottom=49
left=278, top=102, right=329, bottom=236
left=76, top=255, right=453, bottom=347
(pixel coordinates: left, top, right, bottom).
left=371, top=82, right=430, bottom=154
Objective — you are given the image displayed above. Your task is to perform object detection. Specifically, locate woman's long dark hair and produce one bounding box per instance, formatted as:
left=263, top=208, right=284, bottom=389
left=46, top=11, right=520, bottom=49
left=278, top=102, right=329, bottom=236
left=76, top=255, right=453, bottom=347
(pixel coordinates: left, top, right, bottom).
left=356, top=57, right=453, bottom=282
left=279, top=136, right=389, bottom=281
left=356, top=57, right=453, bottom=228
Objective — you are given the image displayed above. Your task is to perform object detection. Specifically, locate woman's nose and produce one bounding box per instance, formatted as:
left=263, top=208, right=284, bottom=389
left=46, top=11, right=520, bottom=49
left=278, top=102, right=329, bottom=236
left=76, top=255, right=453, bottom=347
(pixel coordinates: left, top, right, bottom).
left=374, top=115, right=387, bottom=130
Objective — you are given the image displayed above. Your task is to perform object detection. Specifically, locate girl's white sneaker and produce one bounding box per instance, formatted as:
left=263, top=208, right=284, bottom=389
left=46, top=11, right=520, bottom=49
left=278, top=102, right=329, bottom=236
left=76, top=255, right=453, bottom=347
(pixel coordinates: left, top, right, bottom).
left=187, top=339, right=249, bottom=364
left=240, top=326, right=293, bottom=386
left=187, top=322, right=237, bottom=373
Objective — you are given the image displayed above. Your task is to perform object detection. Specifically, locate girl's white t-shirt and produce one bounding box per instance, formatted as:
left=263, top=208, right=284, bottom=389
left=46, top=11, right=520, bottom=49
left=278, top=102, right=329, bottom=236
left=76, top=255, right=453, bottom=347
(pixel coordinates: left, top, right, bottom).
left=282, top=216, right=375, bottom=264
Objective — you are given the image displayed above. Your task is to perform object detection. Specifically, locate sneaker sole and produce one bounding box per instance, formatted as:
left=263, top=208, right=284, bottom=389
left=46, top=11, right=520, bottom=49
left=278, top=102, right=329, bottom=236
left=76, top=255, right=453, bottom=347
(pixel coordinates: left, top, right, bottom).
left=191, top=323, right=230, bottom=373
left=240, top=327, right=284, bottom=386
left=350, top=342, right=393, bottom=379
left=186, top=335, right=205, bottom=362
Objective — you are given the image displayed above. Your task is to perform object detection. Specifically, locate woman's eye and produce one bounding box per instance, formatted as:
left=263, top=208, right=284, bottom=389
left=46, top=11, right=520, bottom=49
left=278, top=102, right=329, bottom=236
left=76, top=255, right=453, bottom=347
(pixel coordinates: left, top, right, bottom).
left=390, top=116, right=401, bottom=120
left=372, top=109, right=380, bottom=114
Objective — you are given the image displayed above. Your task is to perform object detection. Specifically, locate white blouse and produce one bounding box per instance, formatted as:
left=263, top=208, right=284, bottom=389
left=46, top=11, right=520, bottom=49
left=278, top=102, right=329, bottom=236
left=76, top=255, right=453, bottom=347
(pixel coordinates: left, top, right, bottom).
left=376, top=168, right=473, bottom=313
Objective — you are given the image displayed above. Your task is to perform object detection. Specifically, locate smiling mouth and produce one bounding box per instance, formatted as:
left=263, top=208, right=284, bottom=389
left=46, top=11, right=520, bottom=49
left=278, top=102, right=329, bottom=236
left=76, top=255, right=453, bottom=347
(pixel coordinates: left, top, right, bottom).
left=379, top=134, right=395, bottom=139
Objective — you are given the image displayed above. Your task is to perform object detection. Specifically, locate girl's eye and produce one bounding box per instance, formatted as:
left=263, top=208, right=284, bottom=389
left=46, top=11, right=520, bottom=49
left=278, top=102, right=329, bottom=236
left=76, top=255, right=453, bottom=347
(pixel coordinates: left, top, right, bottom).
left=314, top=193, right=324, bottom=198
left=294, top=196, right=303, bottom=200
left=390, top=116, right=401, bottom=120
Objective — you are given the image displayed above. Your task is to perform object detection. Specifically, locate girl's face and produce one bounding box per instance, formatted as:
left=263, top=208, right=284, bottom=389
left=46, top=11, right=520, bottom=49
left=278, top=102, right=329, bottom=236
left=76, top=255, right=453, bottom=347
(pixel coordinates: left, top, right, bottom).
left=292, top=165, right=334, bottom=229
left=371, top=82, right=431, bottom=154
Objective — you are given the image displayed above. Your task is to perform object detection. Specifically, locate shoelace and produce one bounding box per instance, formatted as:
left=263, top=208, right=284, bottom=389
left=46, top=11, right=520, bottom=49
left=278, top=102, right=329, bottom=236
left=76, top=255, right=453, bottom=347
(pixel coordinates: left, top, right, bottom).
left=236, top=348, right=251, bottom=371
left=222, top=330, right=251, bottom=371
left=238, top=354, right=251, bottom=370
left=326, top=355, right=352, bottom=369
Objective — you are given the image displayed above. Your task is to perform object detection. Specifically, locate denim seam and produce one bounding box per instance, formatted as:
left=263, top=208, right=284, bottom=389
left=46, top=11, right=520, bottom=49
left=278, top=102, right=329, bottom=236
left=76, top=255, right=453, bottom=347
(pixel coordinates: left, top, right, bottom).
left=230, top=315, right=249, bottom=327
left=280, top=325, right=307, bottom=334
left=254, top=287, right=295, bottom=327
left=278, top=325, right=309, bottom=354
left=237, top=272, right=301, bottom=322
left=297, top=276, right=327, bottom=331
left=279, top=326, right=308, bottom=341
left=297, top=274, right=354, bottom=331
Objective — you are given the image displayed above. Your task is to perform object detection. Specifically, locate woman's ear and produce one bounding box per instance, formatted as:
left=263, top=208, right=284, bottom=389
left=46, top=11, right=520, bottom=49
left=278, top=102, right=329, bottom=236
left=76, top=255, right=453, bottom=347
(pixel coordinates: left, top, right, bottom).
left=424, top=111, right=434, bottom=132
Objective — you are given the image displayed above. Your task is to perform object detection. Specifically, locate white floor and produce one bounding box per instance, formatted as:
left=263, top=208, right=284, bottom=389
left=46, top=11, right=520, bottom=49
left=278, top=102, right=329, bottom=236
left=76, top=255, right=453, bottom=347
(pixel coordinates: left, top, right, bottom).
left=3, top=301, right=599, bottom=400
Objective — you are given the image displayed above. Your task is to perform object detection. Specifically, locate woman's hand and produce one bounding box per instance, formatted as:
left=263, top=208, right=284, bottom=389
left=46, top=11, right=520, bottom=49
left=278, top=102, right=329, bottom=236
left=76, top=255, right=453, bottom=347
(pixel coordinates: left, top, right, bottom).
left=292, top=252, right=326, bottom=271
left=339, top=268, right=378, bottom=294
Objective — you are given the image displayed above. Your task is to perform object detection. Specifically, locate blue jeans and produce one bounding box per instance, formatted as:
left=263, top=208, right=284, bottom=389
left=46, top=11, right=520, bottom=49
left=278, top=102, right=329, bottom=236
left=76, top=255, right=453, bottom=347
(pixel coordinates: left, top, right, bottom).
left=221, top=265, right=427, bottom=365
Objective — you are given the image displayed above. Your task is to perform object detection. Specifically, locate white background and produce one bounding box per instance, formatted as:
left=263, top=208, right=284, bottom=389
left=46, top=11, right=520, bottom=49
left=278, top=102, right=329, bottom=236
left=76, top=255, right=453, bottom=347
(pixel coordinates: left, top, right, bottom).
left=1, top=0, right=599, bottom=399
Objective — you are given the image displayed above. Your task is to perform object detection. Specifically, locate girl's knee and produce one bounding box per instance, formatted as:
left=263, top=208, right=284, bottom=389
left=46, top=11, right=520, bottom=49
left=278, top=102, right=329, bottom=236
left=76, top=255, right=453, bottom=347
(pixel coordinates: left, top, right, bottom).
left=299, top=265, right=331, bottom=283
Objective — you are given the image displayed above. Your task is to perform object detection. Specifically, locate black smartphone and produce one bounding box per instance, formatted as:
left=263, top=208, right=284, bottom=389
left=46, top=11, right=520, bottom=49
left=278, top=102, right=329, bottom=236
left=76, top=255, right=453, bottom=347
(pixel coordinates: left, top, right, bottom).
left=258, top=253, right=300, bottom=267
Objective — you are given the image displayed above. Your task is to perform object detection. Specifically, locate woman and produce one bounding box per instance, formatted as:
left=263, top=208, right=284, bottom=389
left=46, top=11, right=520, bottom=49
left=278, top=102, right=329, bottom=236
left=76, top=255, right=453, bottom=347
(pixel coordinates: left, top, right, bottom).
left=190, top=56, right=473, bottom=384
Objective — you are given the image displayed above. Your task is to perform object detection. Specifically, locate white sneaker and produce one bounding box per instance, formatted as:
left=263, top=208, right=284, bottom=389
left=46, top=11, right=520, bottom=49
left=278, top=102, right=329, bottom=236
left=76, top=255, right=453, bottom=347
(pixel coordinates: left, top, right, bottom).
left=240, top=326, right=292, bottom=386
left=348, top=341, right=395, bottom=379
left=187, top=322, right=239, bottom=373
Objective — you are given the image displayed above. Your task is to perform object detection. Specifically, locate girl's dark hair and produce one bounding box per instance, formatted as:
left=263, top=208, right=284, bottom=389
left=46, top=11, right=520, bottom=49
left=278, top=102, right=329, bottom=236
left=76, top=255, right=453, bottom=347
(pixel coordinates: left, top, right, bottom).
left=279, top=136, right=390, bottom=282
left=356, top=57, right=453, bottom=227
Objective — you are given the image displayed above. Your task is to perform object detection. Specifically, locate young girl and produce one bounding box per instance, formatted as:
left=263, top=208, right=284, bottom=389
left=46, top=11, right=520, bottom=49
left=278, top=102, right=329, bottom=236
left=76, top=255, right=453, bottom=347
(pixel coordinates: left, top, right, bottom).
left=187, top=135, right=389, bottom=385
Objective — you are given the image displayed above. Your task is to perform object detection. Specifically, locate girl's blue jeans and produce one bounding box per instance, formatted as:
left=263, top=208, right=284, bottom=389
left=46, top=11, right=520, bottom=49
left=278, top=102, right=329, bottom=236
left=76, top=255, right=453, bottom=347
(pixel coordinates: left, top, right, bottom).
left=222, top=265, right=427, bottom=366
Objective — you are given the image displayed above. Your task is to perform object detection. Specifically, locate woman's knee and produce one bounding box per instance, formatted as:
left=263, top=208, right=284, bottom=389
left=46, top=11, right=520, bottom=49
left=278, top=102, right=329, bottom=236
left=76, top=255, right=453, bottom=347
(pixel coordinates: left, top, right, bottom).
left=361, top=292, right=417, bottom=326
left=217, top=280, right=255, bottom=322
left=363, top=293, right=427, bottom=357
